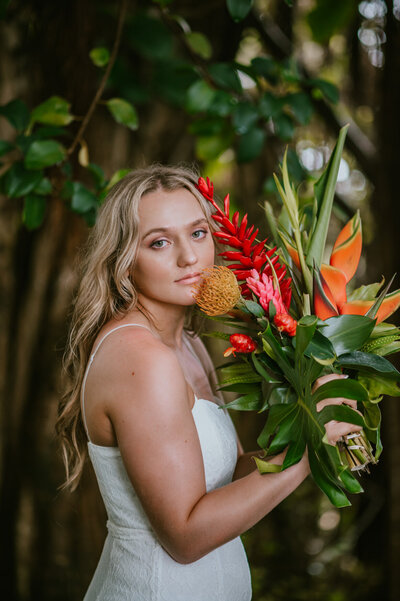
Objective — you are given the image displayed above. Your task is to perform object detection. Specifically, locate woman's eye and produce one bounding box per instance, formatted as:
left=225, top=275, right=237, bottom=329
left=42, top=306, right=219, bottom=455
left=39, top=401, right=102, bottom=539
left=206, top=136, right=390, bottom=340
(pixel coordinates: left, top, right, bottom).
left=192, top=229, right=208, bottom=239
left=150, top=239, right=167, bottom=249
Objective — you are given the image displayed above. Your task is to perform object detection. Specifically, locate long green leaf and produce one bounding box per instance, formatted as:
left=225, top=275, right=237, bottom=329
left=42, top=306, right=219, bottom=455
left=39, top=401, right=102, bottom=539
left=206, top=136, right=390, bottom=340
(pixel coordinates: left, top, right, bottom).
left=267, top=408, right=300, bottom=455
left=306, top=124, right=349, bottom=270
left=320, top=314, right=375, bottom=355
left=308, top=449, right=351, bottom=507
left=257, top=403, right=297, bottom=448
left=312, top=378, right=369, bottom=404
left=317, top=404, right=366, bottom=428
left=337, top=351, right=400, bottom=378
left=295, top=315, right=318, bottom=363
left=219, top=391, right=262, bottom=411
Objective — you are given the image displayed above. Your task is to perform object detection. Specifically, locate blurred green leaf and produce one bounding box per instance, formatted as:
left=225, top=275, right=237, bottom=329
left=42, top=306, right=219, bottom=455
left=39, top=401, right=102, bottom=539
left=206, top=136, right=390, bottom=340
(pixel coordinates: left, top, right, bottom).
left=286, top=148, right=307, bottom=182
left=186, top=79, right=216, bottom=113
left=286, top=92, right=313, bottom=125
left=106, top=168, right=130, bottom=190
left=251, top=57, right=279, bottom=85
left=0, top=140, right=13, bottom=156
left=0, top=99, right=30, bottom=131
left=185, top=31, right=212, bottom=59
left=208, top=90, right=237, bottom=117
left=87, top=163, right=106, bottom=189
left=154, top=60, right=198, bottom=106
left=196, top=133, right=233, bottom=161
left=106, top=98, right=138, bottom=130
left=24, top=140, right=66, bottom=169
left=226, top=0, right=253, bottom=22
left=307, top=0, right=357, bottom=43
left=2, top=162, right=43, bottom=197
left=33, top=177, right=52, bottom=195
left=232, top=101, right=259, bottom=134
left=273, top=113, right=295, bottom=140
left=188, top=117, right=225, bottom=136
left=128, top=14, right=173, bottom=60
left=237, top=126, right=266, bottom=162
left=258, top=92, right=284, bottom=119
left=310, top=78, right=339, bottom=104
left=89, top=46, right=110, bottom=67
left=348, top=279, right=384, bottom=301
left=71, top=182, right=98, bottom=213
left=22, top=194, right=46, bottom=229
left=31, top=96, right=73, bottom=126
left=208, top=62, right=242, bottom=93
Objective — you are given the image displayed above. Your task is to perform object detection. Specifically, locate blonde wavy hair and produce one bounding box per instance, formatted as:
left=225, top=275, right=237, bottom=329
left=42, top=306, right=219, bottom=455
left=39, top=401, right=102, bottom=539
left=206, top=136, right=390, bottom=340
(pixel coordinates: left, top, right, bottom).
left=57, top=164, right=221, bottom=491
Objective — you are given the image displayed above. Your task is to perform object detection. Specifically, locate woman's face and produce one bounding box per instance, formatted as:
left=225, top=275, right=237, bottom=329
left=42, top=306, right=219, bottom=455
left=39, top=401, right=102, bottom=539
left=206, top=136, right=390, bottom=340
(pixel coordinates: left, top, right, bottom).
left=133, top=187, right=215, bottom=307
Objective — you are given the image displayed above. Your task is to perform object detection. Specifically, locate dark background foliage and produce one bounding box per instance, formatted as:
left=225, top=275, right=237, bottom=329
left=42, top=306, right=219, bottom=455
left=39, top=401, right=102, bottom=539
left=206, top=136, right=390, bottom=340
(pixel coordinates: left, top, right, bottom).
left=0, top=1, right=399, bottom=599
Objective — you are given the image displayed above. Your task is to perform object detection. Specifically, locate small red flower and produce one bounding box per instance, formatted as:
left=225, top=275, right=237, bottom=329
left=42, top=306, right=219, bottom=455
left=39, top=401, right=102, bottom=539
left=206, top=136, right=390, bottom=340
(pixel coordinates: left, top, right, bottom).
left=273, top=313, right=297, bottom=337
left=223, top=333, right=257, bottom=357
left=196, top=176, right=214, bottom=203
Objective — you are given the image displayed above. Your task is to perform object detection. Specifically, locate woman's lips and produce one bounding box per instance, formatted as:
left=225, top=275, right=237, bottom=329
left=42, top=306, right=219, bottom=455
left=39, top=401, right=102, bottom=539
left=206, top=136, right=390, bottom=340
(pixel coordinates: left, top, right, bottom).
left=175, top=272, right=201, bottom=284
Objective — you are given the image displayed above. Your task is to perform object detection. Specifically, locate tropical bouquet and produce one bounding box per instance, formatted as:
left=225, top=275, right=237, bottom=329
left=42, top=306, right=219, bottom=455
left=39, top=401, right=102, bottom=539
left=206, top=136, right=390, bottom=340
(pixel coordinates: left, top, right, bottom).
left=193, top=125, right=400, bottom=508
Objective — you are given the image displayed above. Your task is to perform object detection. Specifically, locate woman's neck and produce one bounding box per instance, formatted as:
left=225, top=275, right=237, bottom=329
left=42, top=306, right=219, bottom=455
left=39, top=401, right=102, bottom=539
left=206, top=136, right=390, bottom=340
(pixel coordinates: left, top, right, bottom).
left=126, top=296, right=188, bottom=350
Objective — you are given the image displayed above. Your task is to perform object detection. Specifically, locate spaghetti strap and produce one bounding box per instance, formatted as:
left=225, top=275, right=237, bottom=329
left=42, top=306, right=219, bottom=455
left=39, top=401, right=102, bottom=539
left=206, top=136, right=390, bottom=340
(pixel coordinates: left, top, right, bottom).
left=80, top=323, right=153, bottom=442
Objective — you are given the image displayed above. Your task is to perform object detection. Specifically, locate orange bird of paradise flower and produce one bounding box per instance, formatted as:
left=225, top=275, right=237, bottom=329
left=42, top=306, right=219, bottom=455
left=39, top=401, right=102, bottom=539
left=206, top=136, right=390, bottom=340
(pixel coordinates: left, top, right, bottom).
left=287, top=211, right=400, bottom=323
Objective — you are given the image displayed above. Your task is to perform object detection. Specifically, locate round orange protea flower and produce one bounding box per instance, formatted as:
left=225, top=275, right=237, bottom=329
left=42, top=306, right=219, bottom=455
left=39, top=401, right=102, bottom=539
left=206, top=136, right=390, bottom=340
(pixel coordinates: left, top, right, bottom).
left=192, top=265, right=241, bottom=316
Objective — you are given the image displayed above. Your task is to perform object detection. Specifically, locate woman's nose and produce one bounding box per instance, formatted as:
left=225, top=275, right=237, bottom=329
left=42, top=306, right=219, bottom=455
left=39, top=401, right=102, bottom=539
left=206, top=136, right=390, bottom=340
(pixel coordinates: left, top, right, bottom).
left=177, top=240, right=198, bottom=267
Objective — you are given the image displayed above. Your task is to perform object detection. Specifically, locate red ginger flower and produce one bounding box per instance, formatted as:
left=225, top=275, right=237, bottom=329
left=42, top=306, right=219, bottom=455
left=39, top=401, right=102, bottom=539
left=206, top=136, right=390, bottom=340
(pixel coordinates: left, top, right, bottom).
left=223, top=333, right=257, bottom=357
left=274, top=313, right=297, bottom=337
left=195, top=177, right=292, bottom=304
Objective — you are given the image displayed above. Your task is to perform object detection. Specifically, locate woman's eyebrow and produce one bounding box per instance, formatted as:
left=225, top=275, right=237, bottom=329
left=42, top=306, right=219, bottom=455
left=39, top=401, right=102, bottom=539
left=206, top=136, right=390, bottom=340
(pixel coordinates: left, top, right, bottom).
left=142, top=218, right=208, bottom=240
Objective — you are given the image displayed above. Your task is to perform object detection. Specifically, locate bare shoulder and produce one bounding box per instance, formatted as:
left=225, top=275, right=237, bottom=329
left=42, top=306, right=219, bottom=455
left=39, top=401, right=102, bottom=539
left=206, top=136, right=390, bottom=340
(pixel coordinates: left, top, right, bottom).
left=91, top=326, right=186, bottom=410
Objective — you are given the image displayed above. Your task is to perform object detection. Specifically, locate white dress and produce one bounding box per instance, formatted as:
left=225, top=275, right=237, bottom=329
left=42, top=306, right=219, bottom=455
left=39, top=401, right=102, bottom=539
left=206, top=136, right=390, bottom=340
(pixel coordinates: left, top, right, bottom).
left=81, top=324, right=252, bottom=601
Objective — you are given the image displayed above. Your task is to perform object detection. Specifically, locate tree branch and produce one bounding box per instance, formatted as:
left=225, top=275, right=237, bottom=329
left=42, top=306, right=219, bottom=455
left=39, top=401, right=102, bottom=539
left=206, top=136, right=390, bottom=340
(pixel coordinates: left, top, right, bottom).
left=67, top=0, right=128, bottom=156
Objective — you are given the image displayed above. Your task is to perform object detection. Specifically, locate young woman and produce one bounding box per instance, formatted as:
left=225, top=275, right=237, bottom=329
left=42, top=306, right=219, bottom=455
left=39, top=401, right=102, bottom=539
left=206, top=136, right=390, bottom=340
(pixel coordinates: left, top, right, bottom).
left=57, top=164, right=360, bottom=601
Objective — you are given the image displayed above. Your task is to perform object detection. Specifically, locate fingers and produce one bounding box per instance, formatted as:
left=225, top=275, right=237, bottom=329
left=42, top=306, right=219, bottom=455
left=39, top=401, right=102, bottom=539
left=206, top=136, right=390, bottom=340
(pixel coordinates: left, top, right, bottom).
left=325, top=420, right=362, bottom=445
left=312, top=372, right=348, bottom=394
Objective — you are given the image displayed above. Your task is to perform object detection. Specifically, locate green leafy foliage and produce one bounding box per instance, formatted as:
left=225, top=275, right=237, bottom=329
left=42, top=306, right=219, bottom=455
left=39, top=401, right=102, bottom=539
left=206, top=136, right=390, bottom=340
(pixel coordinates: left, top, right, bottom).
left=106, top=98, right=138, bottom=130
left=24, top=140, right=66, bottom=169
left=2, top=162, right=43, bottom=197
left=30, top=96, right=74, bottom=126
left=320, top=314, right=375, bottom=356
left=22, top=194, right=46, bottom=229
left=0, top=99, right=30, bottom=131
left=185, top=32, right=212, bottom=59
left=237, top=126, right=266, bottom=162
left=89, top=46, right=110, bottom=67
left=226, top=0, right=254, bottom=22
left=208, top=62, right=242, bottom=94
left=307, top=0, right=358, bottom=44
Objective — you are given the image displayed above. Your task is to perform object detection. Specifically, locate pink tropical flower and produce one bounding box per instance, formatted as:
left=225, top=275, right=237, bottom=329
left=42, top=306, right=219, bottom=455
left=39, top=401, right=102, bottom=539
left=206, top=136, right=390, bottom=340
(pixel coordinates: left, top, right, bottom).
left=246, top=269, right=288, bottom=314
left=247, top=269, right=297, bottom=336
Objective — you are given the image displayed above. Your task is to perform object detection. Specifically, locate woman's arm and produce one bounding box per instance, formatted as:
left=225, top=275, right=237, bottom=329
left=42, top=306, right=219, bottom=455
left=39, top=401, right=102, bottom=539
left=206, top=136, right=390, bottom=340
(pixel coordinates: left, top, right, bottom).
left=104, top=331, right=310, bottom=565
left=105, top=332, right=357, bottom=565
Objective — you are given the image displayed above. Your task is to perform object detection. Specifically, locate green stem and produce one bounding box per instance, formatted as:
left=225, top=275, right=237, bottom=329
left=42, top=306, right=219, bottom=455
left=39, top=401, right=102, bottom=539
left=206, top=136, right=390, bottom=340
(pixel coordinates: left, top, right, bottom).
left=293, top=227, right=313, bottom=299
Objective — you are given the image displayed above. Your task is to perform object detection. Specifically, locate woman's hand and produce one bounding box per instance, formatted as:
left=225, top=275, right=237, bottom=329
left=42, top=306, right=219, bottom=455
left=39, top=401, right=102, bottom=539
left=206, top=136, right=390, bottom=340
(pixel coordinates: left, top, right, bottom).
left=312, top=373, right=363, bottom=445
